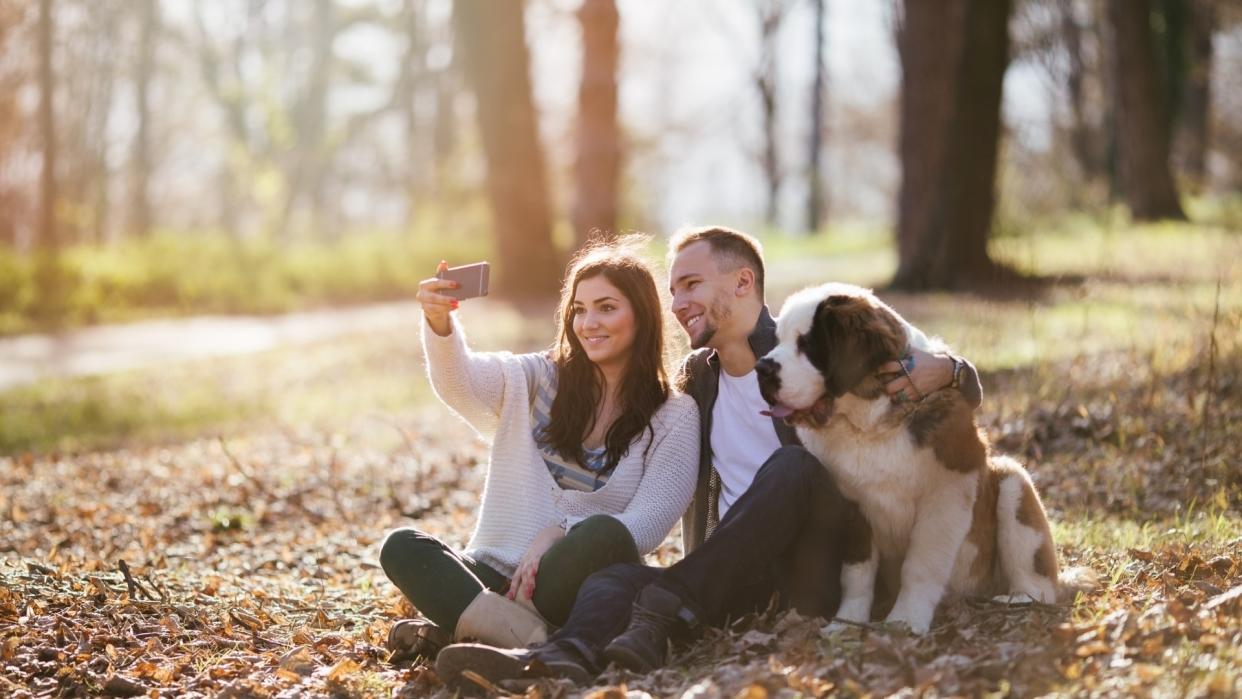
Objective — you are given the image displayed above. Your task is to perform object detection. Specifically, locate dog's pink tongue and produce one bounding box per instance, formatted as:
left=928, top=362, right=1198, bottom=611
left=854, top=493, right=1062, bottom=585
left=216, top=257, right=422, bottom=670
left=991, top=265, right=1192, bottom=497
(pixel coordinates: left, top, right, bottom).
left=761, top=405, right=795, bottom=418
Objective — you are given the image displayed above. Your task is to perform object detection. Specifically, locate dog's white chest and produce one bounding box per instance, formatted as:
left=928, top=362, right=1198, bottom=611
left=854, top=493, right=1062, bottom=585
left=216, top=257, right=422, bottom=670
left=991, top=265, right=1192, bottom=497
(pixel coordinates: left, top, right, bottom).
left=800, top=419, right=930, bottom=554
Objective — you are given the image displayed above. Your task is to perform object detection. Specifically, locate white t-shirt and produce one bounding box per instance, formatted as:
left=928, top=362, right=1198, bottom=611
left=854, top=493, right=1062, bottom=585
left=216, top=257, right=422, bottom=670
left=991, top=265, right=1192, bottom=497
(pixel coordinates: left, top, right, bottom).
left=710, top=368, right=783, bottom=519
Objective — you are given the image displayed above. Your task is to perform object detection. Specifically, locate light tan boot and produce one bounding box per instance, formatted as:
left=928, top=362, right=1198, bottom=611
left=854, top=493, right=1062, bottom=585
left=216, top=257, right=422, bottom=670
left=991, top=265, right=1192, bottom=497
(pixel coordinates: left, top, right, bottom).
left=453, top=590, right=549, bottom=648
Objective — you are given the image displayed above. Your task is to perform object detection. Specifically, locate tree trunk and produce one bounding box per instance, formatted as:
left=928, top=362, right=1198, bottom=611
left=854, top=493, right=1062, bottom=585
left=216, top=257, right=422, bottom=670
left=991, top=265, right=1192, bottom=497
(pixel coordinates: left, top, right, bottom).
left=0, top=1, right=18, bottom=246
left=572, top=0, right=621, bottom=245
left=130, top=0, right=157, bottom=239
left=453, top=0, right=559, bottom=299
left=281, top=0, right=334, bottom=239
left=929, top=0, right=1011, bottom=284
left=894, top=0, right=964, bottom=274
left=894, top=0, right=1013, bottom=291
left=37, top=0, right=57, bottom=255
left=192, top=0, right=256, bottom=238
left=1059, top=0, right=1105, bottom=186
left=1108, top=0, right=1186, bottom=220
left=806, top=0, right=827, bottom=233
left=431, top=61, right=458, bottom=197
left=1179, top=0, right=1213, bottom=189
left=36, top=0, right=64, bottom=321
left=755, top=0, right=783, bottom=227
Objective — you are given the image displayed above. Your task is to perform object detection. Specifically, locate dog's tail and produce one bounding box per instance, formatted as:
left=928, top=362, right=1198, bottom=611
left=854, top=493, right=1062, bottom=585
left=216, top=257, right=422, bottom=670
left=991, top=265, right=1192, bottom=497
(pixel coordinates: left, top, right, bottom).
left=1057, top=566, right=1100, bottom=603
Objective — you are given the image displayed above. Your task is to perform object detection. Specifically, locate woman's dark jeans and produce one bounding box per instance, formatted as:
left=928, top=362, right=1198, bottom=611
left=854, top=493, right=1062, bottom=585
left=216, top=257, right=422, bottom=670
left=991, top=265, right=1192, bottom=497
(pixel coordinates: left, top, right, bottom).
left=380, top=514, right=640, bottom=630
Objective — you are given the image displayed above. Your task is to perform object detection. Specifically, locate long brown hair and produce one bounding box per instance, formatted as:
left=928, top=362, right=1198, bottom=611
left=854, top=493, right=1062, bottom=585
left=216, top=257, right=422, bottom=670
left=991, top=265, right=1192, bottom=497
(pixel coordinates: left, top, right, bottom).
left=540, top=237, right=670, bottom=473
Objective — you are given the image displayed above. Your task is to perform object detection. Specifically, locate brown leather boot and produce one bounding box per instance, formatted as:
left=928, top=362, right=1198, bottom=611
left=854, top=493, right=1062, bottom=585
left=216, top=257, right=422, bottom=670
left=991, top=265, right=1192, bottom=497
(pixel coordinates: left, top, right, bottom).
left=386, top=618, right=450, bottom=663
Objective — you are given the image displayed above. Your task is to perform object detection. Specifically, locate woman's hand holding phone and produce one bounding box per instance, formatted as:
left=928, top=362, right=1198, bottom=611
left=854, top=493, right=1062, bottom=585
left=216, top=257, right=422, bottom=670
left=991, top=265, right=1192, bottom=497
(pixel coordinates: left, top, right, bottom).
left=417, top=260, right=459, bottom=337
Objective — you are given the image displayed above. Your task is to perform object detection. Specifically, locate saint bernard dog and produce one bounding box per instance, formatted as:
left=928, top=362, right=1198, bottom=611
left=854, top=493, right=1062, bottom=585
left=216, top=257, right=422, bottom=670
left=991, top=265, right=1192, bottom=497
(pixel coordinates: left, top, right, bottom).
left=755, top=282, right=1093, bottom=633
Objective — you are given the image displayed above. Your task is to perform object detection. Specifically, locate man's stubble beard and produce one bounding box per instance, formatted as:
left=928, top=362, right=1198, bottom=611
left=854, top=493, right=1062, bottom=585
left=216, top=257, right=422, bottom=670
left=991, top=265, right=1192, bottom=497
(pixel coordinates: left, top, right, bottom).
left=689, top=291, right=734, bottom=350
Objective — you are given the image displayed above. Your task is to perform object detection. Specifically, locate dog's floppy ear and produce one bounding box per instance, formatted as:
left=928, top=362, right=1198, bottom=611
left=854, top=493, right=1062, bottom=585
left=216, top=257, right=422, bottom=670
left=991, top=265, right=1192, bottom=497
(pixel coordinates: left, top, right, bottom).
left=809, top=296, right=873, bottom=396
left=811, top=294, right=905, bottom=396
left=861, top=303, right=907, bottom=367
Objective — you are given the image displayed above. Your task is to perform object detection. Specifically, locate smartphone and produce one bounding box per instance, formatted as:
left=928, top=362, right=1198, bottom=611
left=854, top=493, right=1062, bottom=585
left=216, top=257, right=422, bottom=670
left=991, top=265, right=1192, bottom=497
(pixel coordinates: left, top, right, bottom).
left=437, top=262, right=490, bottom=300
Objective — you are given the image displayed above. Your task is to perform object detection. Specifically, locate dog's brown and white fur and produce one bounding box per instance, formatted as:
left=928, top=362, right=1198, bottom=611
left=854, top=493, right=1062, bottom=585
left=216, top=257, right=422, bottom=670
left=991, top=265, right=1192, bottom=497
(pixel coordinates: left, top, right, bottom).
left=757, top=283, right=1077, bottom=633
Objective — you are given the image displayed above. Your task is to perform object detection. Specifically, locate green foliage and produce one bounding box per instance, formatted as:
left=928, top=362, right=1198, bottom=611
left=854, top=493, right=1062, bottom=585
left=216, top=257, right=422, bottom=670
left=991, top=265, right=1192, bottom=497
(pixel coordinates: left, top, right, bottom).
left=0, top=364, right=259, bottom=455
left=0, top=329, right=438, bottom=455
left=0, top=230, right=492, bottom=335
left=208, top=507, right=255, bottom=532
left=0, top=252, right=33, bottom=335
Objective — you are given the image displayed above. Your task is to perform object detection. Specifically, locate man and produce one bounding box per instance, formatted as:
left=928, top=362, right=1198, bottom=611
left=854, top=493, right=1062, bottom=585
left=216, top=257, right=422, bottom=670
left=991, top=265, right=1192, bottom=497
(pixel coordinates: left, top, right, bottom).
left=435, top=227, right=982, bottom=685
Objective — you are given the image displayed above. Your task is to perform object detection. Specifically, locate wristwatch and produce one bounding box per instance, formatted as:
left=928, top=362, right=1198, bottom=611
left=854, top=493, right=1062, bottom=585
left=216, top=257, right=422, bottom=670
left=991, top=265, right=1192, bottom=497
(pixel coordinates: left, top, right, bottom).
left=948, top=355, right=964, bottom=390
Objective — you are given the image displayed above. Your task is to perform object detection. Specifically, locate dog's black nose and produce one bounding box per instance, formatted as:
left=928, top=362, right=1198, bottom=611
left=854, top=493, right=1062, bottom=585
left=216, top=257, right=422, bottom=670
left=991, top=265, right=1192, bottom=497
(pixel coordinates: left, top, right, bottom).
left=755, top=357, right=777, bottom=378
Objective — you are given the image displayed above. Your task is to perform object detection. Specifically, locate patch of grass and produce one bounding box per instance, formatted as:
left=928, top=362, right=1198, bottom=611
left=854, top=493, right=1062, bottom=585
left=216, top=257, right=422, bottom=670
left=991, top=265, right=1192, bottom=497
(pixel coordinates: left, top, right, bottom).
left=754, top=217, right=1241, bottom=378
left=0, top=331, right=434, bottom=455
left=0, top=299, right=546, bottom=456
left=1054, top=508, right=1242, bottom=553
left=0, top=367, right=255, bottom=455
left=0, top=229, right=492, bottom=335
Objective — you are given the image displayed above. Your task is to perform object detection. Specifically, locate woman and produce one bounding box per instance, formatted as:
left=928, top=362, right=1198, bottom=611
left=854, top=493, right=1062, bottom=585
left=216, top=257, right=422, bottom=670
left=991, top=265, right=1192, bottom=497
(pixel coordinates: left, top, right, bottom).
left=381, top=238, right=700, bottom=662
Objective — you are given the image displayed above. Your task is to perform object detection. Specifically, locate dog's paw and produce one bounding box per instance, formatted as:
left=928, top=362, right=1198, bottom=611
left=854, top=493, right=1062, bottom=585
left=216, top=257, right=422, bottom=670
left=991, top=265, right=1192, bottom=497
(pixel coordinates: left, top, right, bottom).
left=832, top=600, right=871, bottom=625
left=820, top=620, right=861, bottom=636
left=820, top=621, right=847, bottom=636
left=882, top=612, right=931, bottom=634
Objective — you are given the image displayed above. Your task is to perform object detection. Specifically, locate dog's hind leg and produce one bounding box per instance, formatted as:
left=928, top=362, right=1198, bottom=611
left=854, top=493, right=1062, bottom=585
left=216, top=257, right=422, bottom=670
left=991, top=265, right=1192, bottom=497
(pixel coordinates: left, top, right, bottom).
left=993, top=463, right=1058, bottom=604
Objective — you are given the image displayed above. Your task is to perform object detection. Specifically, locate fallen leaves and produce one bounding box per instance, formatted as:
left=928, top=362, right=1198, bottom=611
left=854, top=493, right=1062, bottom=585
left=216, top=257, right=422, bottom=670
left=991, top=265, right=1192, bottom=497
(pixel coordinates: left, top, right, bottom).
left=1, top=342, right=1238, bottom=698
left=0, top=424, right=486, bottom=698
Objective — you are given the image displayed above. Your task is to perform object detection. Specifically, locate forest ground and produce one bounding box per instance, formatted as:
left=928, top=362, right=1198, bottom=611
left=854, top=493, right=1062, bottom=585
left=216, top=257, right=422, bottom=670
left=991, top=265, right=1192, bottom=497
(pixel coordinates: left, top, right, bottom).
left=2, top=221, right=1240, bottom=697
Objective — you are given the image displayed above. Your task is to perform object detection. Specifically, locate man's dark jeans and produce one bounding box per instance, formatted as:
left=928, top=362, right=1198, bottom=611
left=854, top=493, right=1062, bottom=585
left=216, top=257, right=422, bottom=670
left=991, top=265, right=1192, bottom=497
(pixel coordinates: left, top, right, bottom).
left=545, top=445, right=855, bottom=666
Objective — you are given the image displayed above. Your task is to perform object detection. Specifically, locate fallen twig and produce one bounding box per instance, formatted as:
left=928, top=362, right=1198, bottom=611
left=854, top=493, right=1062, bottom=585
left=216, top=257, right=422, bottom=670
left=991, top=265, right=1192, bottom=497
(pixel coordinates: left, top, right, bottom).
left=370, top=413, right=429, bottom=493
left=26, top=561, right=56, bottom=577
left=142, top=573, right=168, bottom=602
left=1197, top=277, right=1221, bottom=475
left=218, top=436, right=324, bottom=523
left=324, top=445, right=354, bottom=524
left=117, top=559, right=154, bottom=601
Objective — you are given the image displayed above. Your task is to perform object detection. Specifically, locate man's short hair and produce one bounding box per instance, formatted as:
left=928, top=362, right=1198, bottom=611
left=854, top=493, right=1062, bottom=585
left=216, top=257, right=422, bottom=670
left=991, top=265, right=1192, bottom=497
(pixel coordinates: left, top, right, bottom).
left=669, top=226, right=766, bottom=293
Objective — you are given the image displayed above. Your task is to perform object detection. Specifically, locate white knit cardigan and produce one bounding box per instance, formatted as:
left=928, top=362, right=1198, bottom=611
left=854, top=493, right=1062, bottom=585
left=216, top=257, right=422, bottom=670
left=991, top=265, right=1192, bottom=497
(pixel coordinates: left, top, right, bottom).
left=421, top=315, right=700, bottom=577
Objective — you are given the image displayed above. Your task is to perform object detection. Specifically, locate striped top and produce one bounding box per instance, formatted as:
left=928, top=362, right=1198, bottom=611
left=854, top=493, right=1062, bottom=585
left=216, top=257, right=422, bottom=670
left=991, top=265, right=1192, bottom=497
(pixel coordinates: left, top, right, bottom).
left=523, top=356, right=612, bottom=492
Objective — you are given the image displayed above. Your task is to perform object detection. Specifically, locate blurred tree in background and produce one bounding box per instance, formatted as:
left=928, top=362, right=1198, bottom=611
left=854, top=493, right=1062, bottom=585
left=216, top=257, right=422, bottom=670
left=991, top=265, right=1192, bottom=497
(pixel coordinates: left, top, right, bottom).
left=893, top=0, right=1013, bottom=291
left=1177, top=0, right=1214, bottom=191
left=129, top=0, right=157, bottom=240
left=34, top=0, right=64, bottom=321
left=572, top=0, right=621, bottom=245
left=753, top=0, right=787, bottom=228
left=452, top=0, right=559, bottom=298
left=1108, top=0, right=1186, bottom=221
left=0, top=1, right=22, bottom=248
left=1, top=0, right=1241, bottom=324
left=805, top=0, right=828, bottom=233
